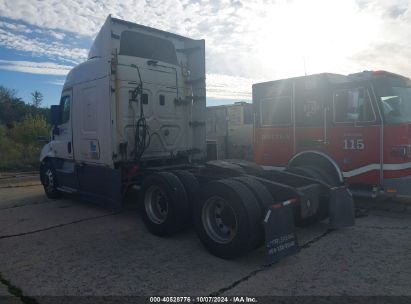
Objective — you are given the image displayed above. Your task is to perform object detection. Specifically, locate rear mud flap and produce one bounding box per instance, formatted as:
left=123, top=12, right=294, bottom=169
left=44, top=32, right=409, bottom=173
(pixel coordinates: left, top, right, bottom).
left=264, top=202, right=300, bottom=264
left=328, top=187, right=355, bottom=229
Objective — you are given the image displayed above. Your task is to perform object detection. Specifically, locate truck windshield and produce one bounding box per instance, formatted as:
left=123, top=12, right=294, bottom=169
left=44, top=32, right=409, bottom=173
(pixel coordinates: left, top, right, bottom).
left=379, top=86, right=411, bottom=124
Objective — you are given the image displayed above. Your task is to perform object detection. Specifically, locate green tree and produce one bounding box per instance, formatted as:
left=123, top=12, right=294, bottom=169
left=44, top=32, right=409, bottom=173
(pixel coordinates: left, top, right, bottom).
left=0, top=123, right=8, bottom=147
left=10, top=114, right=49, bottom=146
left=0, top=123, right=21, bottom=169
left=31, top=90, right=43, bottom=108
left=0, top=86, right=51, bottom=170
left=0, top=86, right=27, bottom=126
left=9, top=114, right=50, bottom=161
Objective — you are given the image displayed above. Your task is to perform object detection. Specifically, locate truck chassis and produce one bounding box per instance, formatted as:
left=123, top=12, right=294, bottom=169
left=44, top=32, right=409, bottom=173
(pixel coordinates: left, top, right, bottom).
left=41, top=158, right=355, bottom=262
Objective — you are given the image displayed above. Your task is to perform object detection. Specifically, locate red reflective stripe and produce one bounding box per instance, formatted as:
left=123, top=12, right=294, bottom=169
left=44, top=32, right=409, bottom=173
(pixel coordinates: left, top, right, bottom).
left=288, top=198, right=298, bottom=205
left=271, top=198, right=298, bottom=209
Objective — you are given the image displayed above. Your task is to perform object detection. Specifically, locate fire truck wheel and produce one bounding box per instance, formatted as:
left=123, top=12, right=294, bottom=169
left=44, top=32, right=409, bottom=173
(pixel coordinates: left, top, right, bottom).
left=285, top=166, right=333, bottom=225
left=40, top=161, right=62, bottom=199
left=172, top=170, right=199, bottom=225
left=194, top=179, right=261, bottom=259
left=232, top=176, right=273, bottom=247
left=139, top=172, right=190, bottom=236
left=304, top=165, right=341, bottom=187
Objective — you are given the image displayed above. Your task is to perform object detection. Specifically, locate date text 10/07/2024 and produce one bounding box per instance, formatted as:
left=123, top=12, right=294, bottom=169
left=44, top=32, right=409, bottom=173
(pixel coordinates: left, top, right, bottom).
left=149, top=297, right=258, bottom=303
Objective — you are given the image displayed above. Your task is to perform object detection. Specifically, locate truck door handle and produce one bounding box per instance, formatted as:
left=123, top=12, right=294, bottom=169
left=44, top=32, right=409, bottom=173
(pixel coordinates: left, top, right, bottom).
left=68, top=142, right=72, bottom=154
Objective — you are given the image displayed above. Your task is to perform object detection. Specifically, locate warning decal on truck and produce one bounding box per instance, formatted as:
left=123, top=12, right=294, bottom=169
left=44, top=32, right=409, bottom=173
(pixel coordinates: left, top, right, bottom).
left=264, top=203, right=299, bottom=264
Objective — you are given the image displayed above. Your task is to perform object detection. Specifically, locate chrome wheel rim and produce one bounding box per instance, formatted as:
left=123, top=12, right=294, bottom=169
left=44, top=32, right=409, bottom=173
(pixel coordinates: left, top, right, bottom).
left=44, top=168, right=55, bottom=193
left=202, top=196, right=238, bottom=244
left=144, top=185, right=169, bottom=224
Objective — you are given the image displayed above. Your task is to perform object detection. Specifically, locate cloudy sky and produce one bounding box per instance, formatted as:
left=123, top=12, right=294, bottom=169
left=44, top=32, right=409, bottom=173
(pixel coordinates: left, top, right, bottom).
left=0, top=0, right=410, bottom=106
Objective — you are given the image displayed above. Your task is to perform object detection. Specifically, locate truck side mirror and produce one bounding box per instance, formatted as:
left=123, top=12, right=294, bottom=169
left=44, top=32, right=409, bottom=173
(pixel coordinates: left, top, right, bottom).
left=50, top=105, right=62, bottom=125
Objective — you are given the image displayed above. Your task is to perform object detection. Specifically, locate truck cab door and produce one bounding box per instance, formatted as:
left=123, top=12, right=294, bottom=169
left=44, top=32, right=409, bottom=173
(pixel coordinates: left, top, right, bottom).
left=52, top=89, right=73, bottom=160
left=294, top=79, right=327, bottom=153
left=326, top=83, right=381, bottom=186
left=253, top=80, right=294, bottom=167
left=50, top=89, right=79, bottom=190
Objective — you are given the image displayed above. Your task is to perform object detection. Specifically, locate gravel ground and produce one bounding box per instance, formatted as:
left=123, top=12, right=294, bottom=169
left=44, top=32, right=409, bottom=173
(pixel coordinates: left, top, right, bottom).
left=0, top=178, right=410, bottom=303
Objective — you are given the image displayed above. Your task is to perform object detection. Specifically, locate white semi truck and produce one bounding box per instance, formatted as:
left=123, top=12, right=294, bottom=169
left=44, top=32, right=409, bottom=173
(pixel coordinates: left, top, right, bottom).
left=40, top=16, right=354, bottom=261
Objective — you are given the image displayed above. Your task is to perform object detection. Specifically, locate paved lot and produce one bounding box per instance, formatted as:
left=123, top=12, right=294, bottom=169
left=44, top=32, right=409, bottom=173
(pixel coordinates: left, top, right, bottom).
left=0, top=175, right=410, bottom=302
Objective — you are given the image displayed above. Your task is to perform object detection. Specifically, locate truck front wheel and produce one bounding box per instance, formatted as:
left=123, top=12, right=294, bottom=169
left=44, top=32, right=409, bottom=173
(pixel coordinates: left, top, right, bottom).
left=41, top=161, right=62, bottom=199
left=139, top=172, right=190, bottom=236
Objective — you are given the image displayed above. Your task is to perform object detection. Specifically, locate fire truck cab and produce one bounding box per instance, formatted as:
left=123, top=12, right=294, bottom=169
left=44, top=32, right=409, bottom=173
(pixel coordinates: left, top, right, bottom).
left=253, top=71, right=411, bottom=198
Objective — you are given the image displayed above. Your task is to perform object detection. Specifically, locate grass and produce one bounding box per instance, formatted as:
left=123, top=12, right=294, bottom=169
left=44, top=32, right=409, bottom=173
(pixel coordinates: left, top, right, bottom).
left=0, top=144, right=41, bottom=171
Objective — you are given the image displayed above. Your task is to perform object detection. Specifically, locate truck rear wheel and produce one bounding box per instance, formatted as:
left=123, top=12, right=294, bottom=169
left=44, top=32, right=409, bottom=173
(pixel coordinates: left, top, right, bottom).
left=193, top=179, right=261, bottom=259
left=172, top=170, right=199, bottom=207
left=172, top=170, right=199, bottom=228
left=233, top=176, right=274, bottom=247
left=139, top=172, right=189, bottom=236
left=41, top=161, right=62, bottom=199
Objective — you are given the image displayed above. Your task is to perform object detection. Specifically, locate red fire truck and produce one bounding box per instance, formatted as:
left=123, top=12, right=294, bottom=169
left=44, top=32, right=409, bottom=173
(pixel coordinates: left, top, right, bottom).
left=253, top=70, right=411, bottom=198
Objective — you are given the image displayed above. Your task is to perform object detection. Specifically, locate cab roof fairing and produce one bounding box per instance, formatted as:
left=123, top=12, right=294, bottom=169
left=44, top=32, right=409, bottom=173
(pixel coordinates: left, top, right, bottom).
left=88, top=16, right=112, bottom=61
left=65, top=14, right=198, bottom=90
left=88, top=15, right=201, bottom=62
left=63, top=57, right=108, bottom=89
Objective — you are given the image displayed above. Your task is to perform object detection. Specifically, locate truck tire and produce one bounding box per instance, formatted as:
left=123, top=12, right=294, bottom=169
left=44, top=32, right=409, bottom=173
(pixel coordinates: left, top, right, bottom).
left=232, top=176, right=273, bottom=247
left=139, top=172, right=189, bottom=236
left=172, top=170, right=199, bottom=228
left=285, top=166, right=336, bottom=225
left=193, top=179, right=261, bottom=259
left=41, top=161, right=62, bottom=199
left=172, top=170, right=199, bottom=207
left=232, top=176, right=273, bottom=214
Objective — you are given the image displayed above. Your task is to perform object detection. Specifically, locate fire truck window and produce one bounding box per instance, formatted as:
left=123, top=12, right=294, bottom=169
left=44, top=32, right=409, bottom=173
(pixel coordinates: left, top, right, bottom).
left=243, top=105, right=253, bottom=124
left=261, top=97, right=291, bottom=126
left=295, top=99, right=322, bottom=126
left=334, top=88, right=375, bottom=123
left=379, top=87, right=411, bottom=124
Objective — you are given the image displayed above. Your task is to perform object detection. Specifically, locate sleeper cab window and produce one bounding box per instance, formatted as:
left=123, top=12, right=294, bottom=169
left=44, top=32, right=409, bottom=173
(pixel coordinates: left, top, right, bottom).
left=129, top=91, right=149, bottom=105
left=260, top=96, right=292, bottom=126
left=159, top=95, right=165, bottom=106
left=142, top=93, right=148, bottom=104
left=60, top=95, right=71, bottom=124
left=333, top=88, right=375, bottom=123
left=119, top=31, right=178, bottom=65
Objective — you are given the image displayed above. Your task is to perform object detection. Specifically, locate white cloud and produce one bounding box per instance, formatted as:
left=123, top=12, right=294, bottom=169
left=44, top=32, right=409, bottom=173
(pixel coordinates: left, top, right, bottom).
left=0, top=28, right=87, bottom=63
left=46, top=30, right=65, bottom=40
left=0, top=20, right=32, bottom=33
left=0, top=19, right=67, bottom=40
left=48, top=79, right=65, bottom=85
left=206, top=73, right=257, bottom=100
left=0, top=60, right=72, bottom=75
left=1, top=0, right=411, bottom=100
